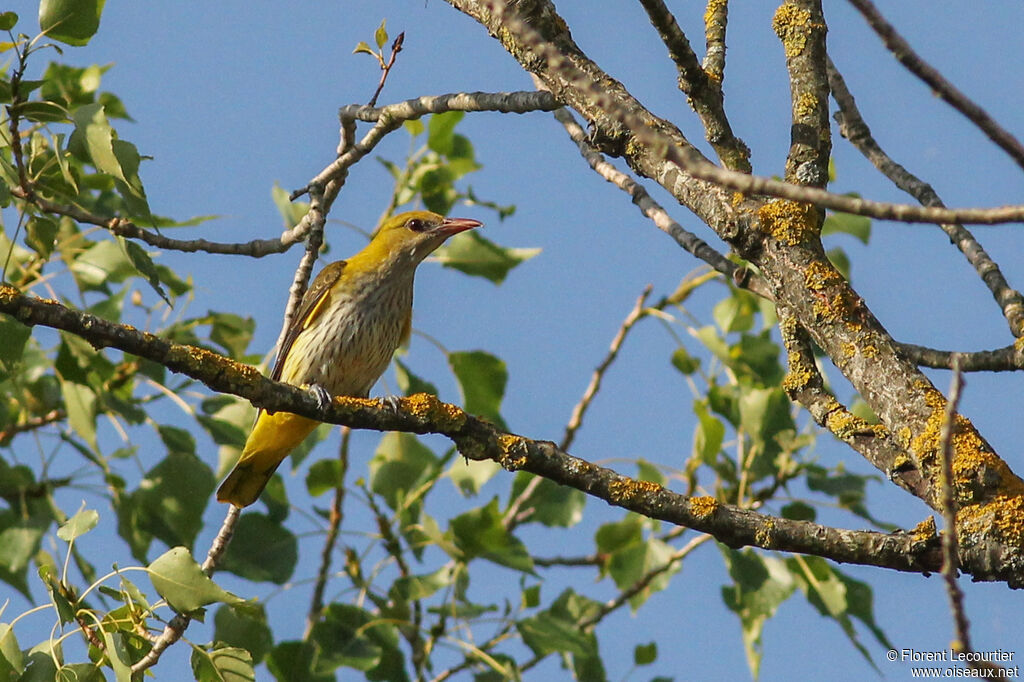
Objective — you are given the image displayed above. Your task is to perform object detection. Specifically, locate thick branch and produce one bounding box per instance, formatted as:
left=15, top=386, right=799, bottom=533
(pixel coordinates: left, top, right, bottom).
left=0, top=284, right=971, bottom=580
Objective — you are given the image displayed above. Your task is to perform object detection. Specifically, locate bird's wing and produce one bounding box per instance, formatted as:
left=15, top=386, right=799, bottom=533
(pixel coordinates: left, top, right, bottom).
left=271, top=260, right=347, bottom=382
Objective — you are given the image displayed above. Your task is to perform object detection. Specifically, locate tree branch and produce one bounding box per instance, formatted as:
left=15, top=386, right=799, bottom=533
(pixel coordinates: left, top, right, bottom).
left=846, top=0, right=1024, bottom=174
left=827, top=57, right=1024, bottom=338
left=638, top=0, right=750, bottom=171
left=0, top=284, right=967, bottom=582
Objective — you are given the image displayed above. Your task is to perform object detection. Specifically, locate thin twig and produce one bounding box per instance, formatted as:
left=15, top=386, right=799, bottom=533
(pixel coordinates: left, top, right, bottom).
left=561, top=286, right=652, bottom=453
left=896, top=341, right=1024, bottom=372
left=504, top=285, right=652, bottom=529
left=130, top=505, right=240, bottom=675
left=847, top=0, right=1024, bottom=173
left=9, top=190, right=299, bottom=257
left=828, top=57, right=1024, bottom=337
left=517, top=534, right=711, bottom=674
left=368, top=33, right=405, bottom=108
left=938, top=356, right=970, bottom=654
left=546, top=102, right=771, bottom=299
left=304, top=426, right=351, bottom=638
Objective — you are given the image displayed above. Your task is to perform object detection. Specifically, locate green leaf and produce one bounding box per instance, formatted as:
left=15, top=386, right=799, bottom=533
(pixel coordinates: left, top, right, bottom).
left=449, top=498, right=534, bottom=573
left=517, top=589, right=602, bottom=664
left=0, top=623, right=24, bottom=678
left=720, top=548, right=795, bottom=678
left=69, top=239, right=135, bottom=289
left=713, top=293, right=756, bottom=334
left=508, top=473, right=585, bottom=527
left=738, top=386, right=794, bottom=448
left=191, top=646, right=256, bottom=682
left=352, top=41, right=376, bottom=57
left=197, top=415, right=248, bottom=448
left=121, top=239, right=168, bottom=304
left=692, top=400, right=725, bottom=464
left=60, top=379, right=98, bottom=451
left=57, top=508, right=99, bottom=542
left=221, top=512, right=298, bottom=584
left=214, top=603, right=273, bottom=665
left=0, top=12, right=17, bottom=30
left=16, top=101, right=68, bottom=122
left=634, top=642, right=657, bottom=666
left=517, top=610, right=592, bottom=657
left=157, top=424, right=196, bottom=455
left=148, top=546, right=242, bottom=613
left=670, top=346, right=700, bottom=375
left=373, top=18, right=388, bottom=49
left=369, top=431, right=439, bottom=510
left=427, top=111, right=464, bottom=156
left=390, top=567, right=454, bottom=603
left=0, top=315, right=31, bottom=370
left=826, top=247, right=851, bottom=280
left=780, top=501, right=816, bottom=521
left=394, top=358, right=438, bottom=397
left=435, top=231, right=539, bottom=284
left=447, top=457, right=500, bottom=496
left=134, top=452, right=215, bottom=549
left=607, top=538, right=678, bottom=609
left=0, top=511, right=47, bottom=597
left=595, top=516, right=642, bottom=556
left=39, top=0, right=105, bottom=46
left=71, top=103, right=129, bottom=182
left=448, top=350, right=507, bottom=428
left=786, top=555, right=881, bottom=669
left=822, top=211, right=871, bottom=244
left=271, top=182, right=308, bottom=228
left=25, top=215, right=59, bottom=258
left=208, top=312, right=255, bottom=358
left=305, top=458, right=343, bottom=497
left=310, top=603, right=405, bottom=677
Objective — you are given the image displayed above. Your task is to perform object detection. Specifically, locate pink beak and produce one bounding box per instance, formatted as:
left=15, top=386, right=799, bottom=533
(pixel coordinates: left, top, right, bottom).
left=438, top=217, right=482, bottom=236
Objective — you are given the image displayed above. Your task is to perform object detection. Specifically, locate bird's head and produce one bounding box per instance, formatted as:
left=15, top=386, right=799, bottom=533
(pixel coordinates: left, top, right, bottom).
left=351, top=210, right=482, bottom=275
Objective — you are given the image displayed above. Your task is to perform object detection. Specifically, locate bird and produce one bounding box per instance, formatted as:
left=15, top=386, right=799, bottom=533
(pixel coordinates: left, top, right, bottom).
left=216, top=210, right=482, bottom=507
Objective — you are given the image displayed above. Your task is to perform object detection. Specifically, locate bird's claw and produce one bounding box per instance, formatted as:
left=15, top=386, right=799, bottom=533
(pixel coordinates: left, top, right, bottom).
left=382, top=395, right=403, bottom=413
left=308, top=383, right=333, bottom=412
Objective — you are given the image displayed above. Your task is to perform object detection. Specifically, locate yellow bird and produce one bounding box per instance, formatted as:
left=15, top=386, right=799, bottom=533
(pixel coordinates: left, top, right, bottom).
left=217, top=210, right=482, bottom=507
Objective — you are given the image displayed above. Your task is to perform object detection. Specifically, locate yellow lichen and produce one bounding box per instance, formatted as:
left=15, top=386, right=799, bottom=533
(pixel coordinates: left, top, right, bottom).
left=782, top=368, right=813, bottom=395
left=758, top=199, right=818, bottom=245
left=910, top=516, right=937, bottom=543
left=794, top=92, right=818, bottom=120
left=841, top=342, right=856, bottom=358
left=403, top=392, right=467, bottom=430
left=755, top=517, right=776, bottom=547
left=772, top=4, right=812, bottom=58
left=824, top=408, right=876, bottom=441
left=804, top=259, right=844, bottom=290
left=957, top=495, right=1024, bottom=548
left=497, top=433, right=528, bottom=471
left=690, top=496, right=719, bottom=518
left=907, top=387, right=1024, bottom=501
left=704, top=0, right=727, bottom=29
left=608, top=477, right=661, bottom=504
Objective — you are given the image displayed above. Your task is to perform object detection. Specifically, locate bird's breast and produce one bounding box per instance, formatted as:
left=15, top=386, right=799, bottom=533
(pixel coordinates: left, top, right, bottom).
left=279, top=277, right=413, bottom=397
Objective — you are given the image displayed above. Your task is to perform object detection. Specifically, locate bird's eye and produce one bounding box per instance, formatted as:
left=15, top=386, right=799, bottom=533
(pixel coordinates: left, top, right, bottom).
left=406, top=218, right=427, bottom=232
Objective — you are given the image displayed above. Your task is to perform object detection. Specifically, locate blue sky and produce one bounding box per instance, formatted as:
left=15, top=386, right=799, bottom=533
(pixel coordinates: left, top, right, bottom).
left=4, top=1, right=1024, bottom=680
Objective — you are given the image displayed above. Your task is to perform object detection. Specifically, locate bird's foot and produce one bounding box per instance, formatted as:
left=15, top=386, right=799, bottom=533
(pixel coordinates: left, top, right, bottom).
left=307, top=383, right=333, bottom=412
left=382, top=394, right=403, bottom=413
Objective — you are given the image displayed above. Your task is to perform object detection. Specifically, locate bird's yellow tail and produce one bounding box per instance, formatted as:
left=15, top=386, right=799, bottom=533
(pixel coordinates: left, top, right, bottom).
left=216, top=410, right=318, bottom=507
